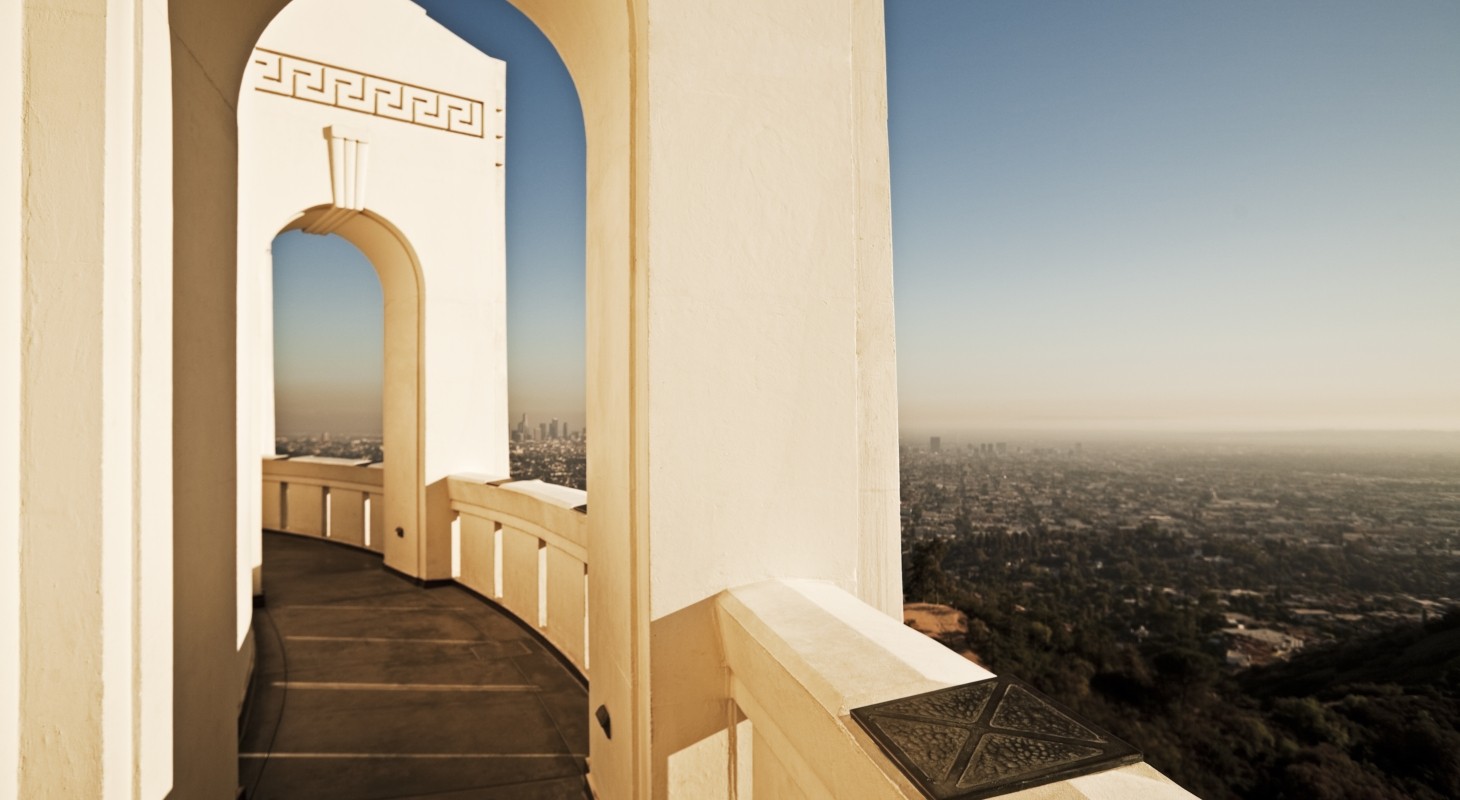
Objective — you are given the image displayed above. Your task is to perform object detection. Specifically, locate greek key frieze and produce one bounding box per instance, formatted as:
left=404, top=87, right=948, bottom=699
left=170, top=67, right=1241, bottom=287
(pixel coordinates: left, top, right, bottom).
left=250, top=48, right=487, bottom=138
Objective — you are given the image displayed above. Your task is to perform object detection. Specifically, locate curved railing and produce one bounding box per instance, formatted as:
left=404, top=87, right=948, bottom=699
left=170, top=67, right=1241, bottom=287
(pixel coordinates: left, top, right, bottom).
left=446, top=476, right=588, bottom=677
left=259, top=459, right=589, bottom=679
left=261, top=456, right=386, bottom=552
left=716, top=581, right=1197, bottom=799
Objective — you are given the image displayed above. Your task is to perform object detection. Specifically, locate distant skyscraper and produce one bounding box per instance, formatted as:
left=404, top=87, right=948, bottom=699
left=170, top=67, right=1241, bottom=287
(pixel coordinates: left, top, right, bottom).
left=539, top=422, right=548, bottom=441
left=550, top=418, right=560, bottom=440
left=930, top=436, right=941, bottom=453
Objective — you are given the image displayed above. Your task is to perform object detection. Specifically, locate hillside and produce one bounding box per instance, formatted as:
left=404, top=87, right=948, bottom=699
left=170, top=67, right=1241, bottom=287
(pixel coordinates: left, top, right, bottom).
left=905, top=537, right=1460, bottom=799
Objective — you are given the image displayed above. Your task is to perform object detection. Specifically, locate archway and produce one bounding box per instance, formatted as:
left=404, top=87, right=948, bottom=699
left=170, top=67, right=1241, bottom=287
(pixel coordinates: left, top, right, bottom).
left=274, top=207, right=425, bottom=572
left=268, top=230, right=384, bottom=461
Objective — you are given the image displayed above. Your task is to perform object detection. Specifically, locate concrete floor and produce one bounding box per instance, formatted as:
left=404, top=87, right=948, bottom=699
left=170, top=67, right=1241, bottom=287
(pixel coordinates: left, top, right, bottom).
left=241, top=533, right=590, bottom=800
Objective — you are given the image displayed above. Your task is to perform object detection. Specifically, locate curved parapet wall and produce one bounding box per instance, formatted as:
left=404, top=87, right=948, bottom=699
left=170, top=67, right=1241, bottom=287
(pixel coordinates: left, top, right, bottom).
left=716, top=580, right=1198, bottom=799
left=260, top=459, right=589, bottom=678
left=447, top=476, right=588, bottom=678
left=262, top=457, right=387, bottom=551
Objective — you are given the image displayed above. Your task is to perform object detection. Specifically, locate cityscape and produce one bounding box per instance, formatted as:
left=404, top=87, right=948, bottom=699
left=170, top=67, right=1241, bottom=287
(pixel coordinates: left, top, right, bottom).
left=899, top=433, right=1460, bottom=799
left=900, top=435, right=1459, bottom=664
left=276, top=414, right=587, bottom=489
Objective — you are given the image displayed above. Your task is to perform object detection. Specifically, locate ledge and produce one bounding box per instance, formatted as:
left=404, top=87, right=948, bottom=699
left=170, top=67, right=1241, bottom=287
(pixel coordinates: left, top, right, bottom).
left=446, top=475, right=588, bottom=553
left=497, top=478, right=587, bottom=510
left=716, top=580, right=1197, bottom=800
left=261, top=457, right=384, bottom=492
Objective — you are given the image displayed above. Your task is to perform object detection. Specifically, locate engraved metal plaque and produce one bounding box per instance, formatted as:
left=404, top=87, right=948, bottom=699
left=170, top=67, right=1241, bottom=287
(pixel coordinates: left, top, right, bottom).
left=851, top=675, right=1141, bottom=799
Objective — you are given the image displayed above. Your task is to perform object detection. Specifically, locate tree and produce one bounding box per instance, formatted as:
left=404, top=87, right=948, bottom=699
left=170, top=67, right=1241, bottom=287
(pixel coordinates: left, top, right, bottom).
left=905, top=538, right=955, bottom=604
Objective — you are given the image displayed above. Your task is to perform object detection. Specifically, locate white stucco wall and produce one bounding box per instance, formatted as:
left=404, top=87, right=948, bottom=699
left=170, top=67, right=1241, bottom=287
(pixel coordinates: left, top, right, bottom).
left=9, top=0, right=176, bottom=795
left=238, top=0, right=509, bottom=583
left=638, top=2, right=902, bottom=794
left=1, top=0, right=22, bottom=794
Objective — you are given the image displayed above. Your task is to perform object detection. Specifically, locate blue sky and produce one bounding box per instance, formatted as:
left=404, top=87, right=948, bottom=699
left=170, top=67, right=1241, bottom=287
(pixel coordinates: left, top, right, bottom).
left=272, top=0, right=1460, bottom=436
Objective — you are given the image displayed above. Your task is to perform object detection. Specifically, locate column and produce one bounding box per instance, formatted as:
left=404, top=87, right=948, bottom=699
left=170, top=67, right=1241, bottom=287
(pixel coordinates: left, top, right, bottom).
left=636, top=0, right=900, bottom=795
left=13, top=0, right=174, bottom=795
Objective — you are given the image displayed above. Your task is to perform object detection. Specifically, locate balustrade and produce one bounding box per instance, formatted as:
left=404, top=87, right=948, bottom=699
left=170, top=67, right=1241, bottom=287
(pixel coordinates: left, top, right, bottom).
left=262, top=457, right=386, bottom=551
left=259, top=459, right=588, bottom=677
left=447, top=476, right=589, bottom=677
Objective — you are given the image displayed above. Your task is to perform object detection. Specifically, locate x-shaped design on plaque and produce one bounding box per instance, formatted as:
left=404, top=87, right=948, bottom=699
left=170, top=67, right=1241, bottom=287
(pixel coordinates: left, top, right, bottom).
left=851, top=675, right=1142, bottom=800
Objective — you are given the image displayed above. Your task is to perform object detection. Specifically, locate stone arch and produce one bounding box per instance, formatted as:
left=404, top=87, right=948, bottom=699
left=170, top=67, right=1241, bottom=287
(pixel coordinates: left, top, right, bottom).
left=275, top=207, right=427, bottom=573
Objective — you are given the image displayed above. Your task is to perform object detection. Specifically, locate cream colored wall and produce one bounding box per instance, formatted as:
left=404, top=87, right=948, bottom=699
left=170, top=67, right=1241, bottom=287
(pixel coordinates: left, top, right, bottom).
left=170, top=0, right=290, bottom=793
left=238, top=0, right=509, bottom=584
left=635, top=1, right=902, bottom=795
left=850, top=0, right=904, bottom=620
left=1, top=0, right=22, bottom=794
left=136, top=1, right=177, bottom=794
left=11, top=0, right=176, bottom=796
left=20, top=4, right=111, bottom=791
left=643, top=0, right=862, bottom=614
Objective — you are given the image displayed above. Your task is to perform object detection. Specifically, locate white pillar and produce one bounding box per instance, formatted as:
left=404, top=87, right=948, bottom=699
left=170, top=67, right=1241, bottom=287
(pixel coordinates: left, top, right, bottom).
left=13, top=0, right=174, bottom=795
left=634, top=1, right=901, bottom=796
left=255, top=244, right=274, bottom=593
left=237, top=240, right=259, bottom=625
left=244, top=244, right=274, bottom=597
left=260, top=245, right=277, bottom=458
left=1, top=0, right=24, bottom=792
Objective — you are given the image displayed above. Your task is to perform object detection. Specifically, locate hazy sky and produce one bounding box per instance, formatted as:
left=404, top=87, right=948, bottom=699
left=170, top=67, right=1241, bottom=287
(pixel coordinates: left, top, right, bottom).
left=273, top=231, right=384, bottom=435
left=273, top=0, right=1460, bottom=436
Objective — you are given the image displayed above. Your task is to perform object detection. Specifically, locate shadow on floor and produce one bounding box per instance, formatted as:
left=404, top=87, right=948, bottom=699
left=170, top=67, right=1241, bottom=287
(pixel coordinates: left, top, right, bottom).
left=241, top=532, right=590, bottom=800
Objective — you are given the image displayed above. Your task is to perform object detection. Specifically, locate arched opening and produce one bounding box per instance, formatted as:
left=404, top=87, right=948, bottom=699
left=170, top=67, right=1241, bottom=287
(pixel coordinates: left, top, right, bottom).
left=268, top=230, right=383, bottom=463
left=271, top=207, right=426, bottom=575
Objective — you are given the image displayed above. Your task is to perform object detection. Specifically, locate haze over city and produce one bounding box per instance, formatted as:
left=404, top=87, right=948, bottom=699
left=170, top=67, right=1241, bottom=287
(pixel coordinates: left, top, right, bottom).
left=272, top=0, right=1460, bottom=437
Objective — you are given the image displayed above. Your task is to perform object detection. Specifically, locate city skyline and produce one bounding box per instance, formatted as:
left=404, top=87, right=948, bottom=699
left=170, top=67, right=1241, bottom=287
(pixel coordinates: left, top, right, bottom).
left=272, top=0, right=1460, bottom=436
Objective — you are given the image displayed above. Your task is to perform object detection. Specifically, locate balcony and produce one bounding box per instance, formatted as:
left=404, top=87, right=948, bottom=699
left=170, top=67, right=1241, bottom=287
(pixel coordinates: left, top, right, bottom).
left=241, top=533, right=589, bottom=798
left=256, top=459, right=1195, bottom=799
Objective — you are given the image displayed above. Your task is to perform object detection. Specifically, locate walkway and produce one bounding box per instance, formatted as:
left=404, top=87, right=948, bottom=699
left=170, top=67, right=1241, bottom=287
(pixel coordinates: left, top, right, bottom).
left=241, top=533, right=590, bottom=800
